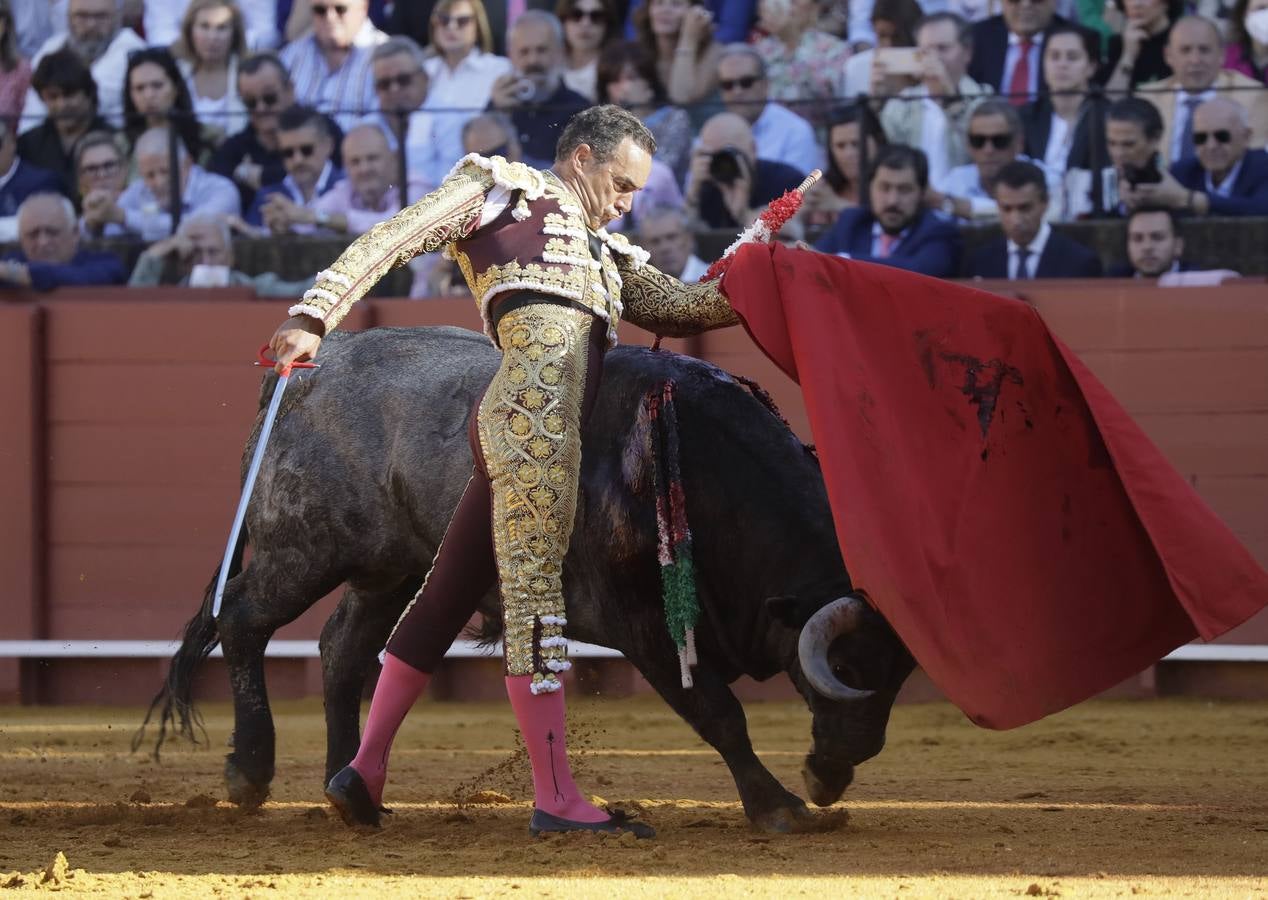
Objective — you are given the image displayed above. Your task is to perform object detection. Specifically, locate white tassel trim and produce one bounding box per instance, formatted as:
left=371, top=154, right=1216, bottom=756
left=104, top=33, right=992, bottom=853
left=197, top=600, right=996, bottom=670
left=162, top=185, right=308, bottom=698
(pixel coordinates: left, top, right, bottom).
left=511, top=203, right=531, bottom=221
left=302, top=286, right=341, bottom=305
left=545, top=659, right=572, bottom=672
left=287, top=302, right=326, bottom=321
left=558, top=202, right=582, bottom=216
left=530, top=677, right=563, bottom=695
left=539, top=636, right=568, bottom=649
left=541, top=251, right=601, bottom=270
left=314, top=269, right=352, bottom=288
left=543, top=224, right=588, bottom=239
left=539, top=615, right=568, bottom=626
left=444, top=152, right=547, bottom=199
left=718, top=219, right=773, bottom=265
left=595, top=229, right=651, bottom=268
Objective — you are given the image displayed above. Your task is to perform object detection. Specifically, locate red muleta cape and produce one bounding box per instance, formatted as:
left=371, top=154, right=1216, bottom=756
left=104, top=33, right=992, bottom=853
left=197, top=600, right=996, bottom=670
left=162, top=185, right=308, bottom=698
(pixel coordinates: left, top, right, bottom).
left=722, top=243, right=1268, bottom=729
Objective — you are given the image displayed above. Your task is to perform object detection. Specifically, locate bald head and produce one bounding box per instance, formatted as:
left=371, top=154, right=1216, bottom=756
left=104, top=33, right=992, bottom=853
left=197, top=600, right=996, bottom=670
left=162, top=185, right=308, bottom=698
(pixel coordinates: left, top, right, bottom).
left=1165, top=16, right=1223, bottom=92
left=1193, top=97, right=1251, bottom=180
left=342, top=124, right=394, bottom=207
left=18, top=193, right=79, bottom=265
left=697, top=112, right=757, bottom=161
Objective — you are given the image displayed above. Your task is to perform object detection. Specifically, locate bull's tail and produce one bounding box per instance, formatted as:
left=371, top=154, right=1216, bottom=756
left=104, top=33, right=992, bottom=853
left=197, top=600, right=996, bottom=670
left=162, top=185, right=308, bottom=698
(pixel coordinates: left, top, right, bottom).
left=132, top=526, right=247, bottom=759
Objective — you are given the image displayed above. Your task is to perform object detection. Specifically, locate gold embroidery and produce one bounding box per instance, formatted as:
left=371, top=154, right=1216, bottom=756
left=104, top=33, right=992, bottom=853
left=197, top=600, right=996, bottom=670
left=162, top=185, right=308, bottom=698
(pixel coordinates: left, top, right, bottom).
left=617, top=258, right=741, bottom=337
left=479, top=305, right=593, bottom=688
left=294, top=163, right=495, bottom=332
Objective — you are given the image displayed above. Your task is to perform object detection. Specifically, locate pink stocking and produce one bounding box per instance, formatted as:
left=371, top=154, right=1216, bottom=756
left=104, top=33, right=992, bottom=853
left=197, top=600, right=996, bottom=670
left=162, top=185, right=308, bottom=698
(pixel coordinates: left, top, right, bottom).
left=349, top=653, right=431, bottom=806
left=505, top=675, right=609, bottom=822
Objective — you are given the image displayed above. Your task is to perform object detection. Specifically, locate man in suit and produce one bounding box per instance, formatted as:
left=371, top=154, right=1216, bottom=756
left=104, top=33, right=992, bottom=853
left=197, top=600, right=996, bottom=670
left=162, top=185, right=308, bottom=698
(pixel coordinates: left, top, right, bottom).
left=1137, top=16, right=1268, bottom=164
left=1129, top=97, right=1268, bottom=217
left=815, top=145, right=963, bottom=278
left=247, top=107, right=346, bottom=233
left=964, top=160, right=1102, bottom=279
left=0, top=194, right=125, bottom=292
left=966, top=0, right=1101, bottom=104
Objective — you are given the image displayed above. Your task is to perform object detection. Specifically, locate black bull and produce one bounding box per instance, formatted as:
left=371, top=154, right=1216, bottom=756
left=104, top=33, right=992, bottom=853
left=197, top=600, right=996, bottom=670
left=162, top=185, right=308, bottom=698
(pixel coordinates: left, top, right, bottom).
left=141, top=326, right=915, bottom=833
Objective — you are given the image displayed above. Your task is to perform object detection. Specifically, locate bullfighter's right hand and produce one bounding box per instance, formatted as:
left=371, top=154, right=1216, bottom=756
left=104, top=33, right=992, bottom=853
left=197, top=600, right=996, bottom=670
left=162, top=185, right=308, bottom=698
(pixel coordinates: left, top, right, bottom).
left=269, top=315, right=323, bottom=375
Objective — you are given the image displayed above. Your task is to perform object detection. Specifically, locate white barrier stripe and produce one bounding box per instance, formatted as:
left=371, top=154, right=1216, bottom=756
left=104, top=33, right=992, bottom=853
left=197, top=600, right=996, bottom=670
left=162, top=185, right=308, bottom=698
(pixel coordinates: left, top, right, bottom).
left=0, top=641, right=1264, bottom=662
left=0, top=639, right=624, bottom=659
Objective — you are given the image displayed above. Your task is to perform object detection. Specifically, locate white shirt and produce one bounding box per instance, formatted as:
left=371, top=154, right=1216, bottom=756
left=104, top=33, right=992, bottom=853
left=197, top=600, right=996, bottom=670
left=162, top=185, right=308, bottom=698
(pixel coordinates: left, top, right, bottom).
left=423, top=50, right=513, bottom=116
left=563, top=60, right=598, bottom=102
left=937, top=154, right=1062, bottom=221
left=178, top=56, right=248, bottom=139
left=280, top=21, right=388, bottom=130
left=1043, top=113, right=1073, bottom=175
left=21, top=27, right=146, bottom=134
left=363, top=106, right=461, bottom=194
left=920, top=98, right=951, bottom=186
left=1003, top=31, right=1045, bottom=100
left=1170, top=88, right=1217, bottom=162
left=751, top=102, right=824, bottom=177
left=12, top=0, right=53, bottom=58
left=1206, top=155, right=1245, bottom=197
left=680, top=254, right=709, bottom=282
left=116, top=165, right=242, bottom=241
left=1007, top=220, right=1051, bottom=279
left=145, top=0, right=279, bottom=50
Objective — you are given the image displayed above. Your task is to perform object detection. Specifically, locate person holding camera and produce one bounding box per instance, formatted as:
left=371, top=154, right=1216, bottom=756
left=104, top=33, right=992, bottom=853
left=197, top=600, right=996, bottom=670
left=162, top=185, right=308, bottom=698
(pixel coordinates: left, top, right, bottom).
left=1131, top=97, right=1268, bottom=216
left=488, top=10, right=591, bottom=168
left=1062, top=95, right=1162, bottom=218
left=685, top=110, right=804, bottom=229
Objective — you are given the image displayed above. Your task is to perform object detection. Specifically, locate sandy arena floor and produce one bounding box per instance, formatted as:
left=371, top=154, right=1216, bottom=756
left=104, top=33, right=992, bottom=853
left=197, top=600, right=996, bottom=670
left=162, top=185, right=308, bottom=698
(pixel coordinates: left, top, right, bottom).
left=0, top=694, right=1265, bottom=897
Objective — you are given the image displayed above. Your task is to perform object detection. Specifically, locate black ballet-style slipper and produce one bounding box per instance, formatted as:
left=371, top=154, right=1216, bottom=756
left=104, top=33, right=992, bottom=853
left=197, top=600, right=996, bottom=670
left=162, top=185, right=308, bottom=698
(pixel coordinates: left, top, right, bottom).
left=324, top=766, right=382, bottom=828
left=528, top=808, right=655, bottom=839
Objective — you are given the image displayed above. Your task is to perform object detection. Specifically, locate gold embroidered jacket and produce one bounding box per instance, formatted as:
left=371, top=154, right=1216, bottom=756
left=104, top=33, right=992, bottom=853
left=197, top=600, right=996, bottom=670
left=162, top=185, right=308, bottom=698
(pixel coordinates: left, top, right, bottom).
left=288, top=153, right=738, bottom=345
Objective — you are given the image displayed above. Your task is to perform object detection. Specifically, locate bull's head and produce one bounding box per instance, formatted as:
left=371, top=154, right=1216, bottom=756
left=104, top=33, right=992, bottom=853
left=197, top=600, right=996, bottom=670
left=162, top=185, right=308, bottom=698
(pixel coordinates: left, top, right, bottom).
left=769, top=591, right=915, bottom=808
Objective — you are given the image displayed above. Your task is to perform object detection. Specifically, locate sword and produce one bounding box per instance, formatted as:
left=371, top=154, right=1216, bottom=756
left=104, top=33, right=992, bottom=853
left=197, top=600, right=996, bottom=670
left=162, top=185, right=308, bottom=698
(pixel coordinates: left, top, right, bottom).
left=212, top=345, right=318, bottom=619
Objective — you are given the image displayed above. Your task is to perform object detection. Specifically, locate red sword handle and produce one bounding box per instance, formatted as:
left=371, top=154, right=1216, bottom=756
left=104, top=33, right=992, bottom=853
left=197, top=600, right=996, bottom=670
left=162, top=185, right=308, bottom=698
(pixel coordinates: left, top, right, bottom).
left=257, top=344, right=319, bottom=377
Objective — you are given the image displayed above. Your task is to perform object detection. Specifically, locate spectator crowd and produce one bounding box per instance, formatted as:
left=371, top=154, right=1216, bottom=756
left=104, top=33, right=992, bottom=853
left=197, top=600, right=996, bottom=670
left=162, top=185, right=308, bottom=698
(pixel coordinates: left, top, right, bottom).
left=1, top=0, right=1267, bottom=293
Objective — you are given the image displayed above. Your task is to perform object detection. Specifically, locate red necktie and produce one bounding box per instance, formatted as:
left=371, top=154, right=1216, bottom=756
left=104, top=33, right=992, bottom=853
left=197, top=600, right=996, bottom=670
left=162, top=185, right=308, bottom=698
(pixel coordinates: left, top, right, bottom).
left=1008, top=40, right=1033, bottom=106
left=878, top=233, right=897, bottom=258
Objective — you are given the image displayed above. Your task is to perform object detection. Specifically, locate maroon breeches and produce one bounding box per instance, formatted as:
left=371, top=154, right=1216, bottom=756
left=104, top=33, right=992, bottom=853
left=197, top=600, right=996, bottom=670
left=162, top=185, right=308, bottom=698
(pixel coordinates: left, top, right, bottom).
left=383, top=304, right=607, bottom=672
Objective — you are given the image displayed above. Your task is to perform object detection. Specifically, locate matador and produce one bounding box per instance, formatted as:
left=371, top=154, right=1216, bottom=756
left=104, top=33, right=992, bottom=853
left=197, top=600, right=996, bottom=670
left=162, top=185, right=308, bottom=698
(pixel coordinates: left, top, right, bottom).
left=267, top=106, right=739, bottom=838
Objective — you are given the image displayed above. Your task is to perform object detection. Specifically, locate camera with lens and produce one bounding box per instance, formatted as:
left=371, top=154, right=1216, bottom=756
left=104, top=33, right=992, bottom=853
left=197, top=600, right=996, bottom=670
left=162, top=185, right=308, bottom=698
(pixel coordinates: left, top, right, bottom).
left=1122, top=155, right=1162, bottom=187
left=708, top=146, right=748, bottom=186
left=512, top=77, right=537, bottom=102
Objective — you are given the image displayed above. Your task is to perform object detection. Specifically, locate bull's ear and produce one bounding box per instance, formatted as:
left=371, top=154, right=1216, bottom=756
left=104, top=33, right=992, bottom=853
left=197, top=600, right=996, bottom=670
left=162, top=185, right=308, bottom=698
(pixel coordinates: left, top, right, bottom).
left=764, top=595, right=801, bottom=627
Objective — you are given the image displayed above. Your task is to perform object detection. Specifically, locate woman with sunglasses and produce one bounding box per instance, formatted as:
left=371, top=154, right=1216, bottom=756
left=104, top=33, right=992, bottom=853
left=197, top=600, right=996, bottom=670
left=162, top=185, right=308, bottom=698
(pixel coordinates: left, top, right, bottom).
left=596, top=40, right=692, bottom=183
left=754, top=0, right=850, bottom=122
left=633, top=0, right=722, bottom=107
left=0, top=0, right=30, bottom=129
left=173, top=0, right=250, bottom=143
left=557, top=0, right=619, bottom=101
left=421, top=0, right=512, bottom=120
left=124, top=47, right=209, bottom=163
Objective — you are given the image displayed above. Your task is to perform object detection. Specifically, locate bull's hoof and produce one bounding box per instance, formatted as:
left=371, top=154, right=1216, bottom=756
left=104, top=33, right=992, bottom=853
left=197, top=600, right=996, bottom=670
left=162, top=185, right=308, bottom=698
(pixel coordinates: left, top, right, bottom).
left=224, top=757, right=271, bottom=809
left=752, top=803, right=849, bottom=834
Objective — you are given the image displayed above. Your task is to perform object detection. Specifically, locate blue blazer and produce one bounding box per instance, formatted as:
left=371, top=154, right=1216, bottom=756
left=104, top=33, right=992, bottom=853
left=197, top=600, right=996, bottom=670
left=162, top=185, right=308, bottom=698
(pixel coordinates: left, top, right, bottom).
left=3, top=249, right=126, bottom=291
left=814, top=208, right=963, bottom=278
left=964, top=231, right=1103, bottom=279
left=0, top=160, right=65, bottom=216
left=1171, top=149, right=1268, bottom=217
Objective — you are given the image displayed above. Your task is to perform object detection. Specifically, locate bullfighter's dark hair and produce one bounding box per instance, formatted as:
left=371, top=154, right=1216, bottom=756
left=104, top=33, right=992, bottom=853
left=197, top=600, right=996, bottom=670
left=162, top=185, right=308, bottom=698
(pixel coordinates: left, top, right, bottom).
left=555, top=104, right=656, bottom=163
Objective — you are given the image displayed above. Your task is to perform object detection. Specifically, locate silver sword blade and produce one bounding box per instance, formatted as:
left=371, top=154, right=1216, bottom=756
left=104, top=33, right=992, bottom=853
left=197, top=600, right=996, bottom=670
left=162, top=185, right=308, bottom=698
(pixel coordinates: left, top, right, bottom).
left=212, top=372, right=291, bottom=619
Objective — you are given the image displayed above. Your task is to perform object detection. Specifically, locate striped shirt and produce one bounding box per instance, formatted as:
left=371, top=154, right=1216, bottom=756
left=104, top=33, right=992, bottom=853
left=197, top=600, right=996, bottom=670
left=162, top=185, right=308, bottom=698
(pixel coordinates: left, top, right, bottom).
left=280, top=21, right=388, bottom=130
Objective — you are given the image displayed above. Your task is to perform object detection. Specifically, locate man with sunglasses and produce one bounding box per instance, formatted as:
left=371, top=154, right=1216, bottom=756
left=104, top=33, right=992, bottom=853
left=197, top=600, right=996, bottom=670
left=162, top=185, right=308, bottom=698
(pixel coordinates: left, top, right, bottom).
left=929, top=99, right=1060, bottom=222
left=363, top=37, right=461, bottom=192
left=1131, top=97, right=1268, bottom=217
left=714, top=44, right=822, bottom=177
left=247, top=106, right=345, bottom=234
left=280, top=0, right=388, bottom=130
left=210, top=53, right=302, bottom=211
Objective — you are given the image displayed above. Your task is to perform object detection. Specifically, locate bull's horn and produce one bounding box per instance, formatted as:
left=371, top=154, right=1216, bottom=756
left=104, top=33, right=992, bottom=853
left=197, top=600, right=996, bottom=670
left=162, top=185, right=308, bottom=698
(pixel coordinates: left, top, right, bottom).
left=798, top=595, right=875, bottom=701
